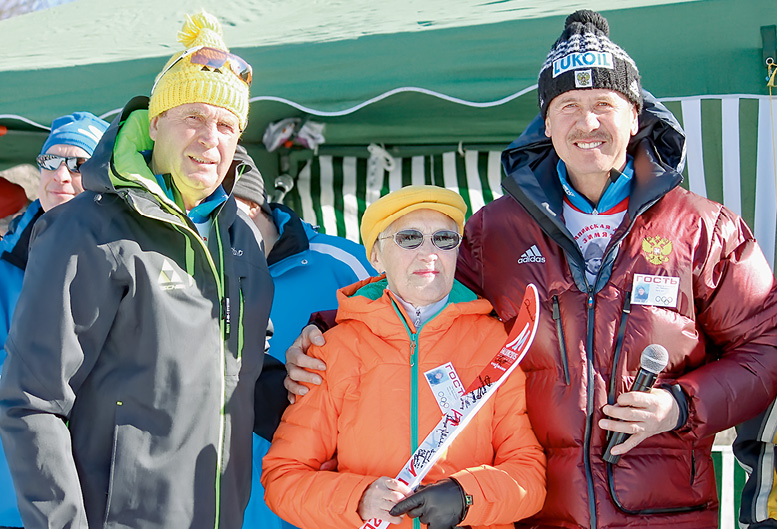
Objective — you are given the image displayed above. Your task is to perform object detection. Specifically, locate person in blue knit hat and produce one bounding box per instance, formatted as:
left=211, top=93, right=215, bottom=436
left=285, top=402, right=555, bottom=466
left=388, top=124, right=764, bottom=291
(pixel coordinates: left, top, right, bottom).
left=36, top=112, right=109, bottom=212
left=0, top=111, right=108, bottom=529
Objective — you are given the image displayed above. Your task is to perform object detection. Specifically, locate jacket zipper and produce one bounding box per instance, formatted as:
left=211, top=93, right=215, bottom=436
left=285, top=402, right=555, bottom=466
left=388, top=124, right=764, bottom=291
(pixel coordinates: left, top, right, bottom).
left=583, top=290, right=598, bottom=529
left=410, top=332, right=419, bottom=451
left=579, top=220, right=637, bottom=528
left=213, top=220, right=228, bottom=529
left=409, top=325, right=421, bottom=529
left=552, top=296, right=570, bottom=385
left=582, top=236, right=626, bottom=527
left=581, top=207, right=659, bottom=529
left=124, top=201, right=228, bottom=529
left=389, top=297, right=422, bottom=529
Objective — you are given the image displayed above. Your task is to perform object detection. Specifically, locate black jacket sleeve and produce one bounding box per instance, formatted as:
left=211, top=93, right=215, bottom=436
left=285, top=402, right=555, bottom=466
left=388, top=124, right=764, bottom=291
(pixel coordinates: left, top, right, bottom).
left=254, top=355, right=289, bottom=440
left=0, top=205, right=121, bottom=529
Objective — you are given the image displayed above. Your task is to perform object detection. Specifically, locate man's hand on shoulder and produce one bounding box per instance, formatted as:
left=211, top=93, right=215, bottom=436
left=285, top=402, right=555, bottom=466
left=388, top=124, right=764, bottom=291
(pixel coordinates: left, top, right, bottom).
left=284, top=324, right=328, bottom=403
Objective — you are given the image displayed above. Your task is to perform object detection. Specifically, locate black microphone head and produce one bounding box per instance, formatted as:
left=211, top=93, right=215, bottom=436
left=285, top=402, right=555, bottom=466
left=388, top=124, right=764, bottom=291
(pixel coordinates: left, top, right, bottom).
left=640, top=344, right=669, bottom=374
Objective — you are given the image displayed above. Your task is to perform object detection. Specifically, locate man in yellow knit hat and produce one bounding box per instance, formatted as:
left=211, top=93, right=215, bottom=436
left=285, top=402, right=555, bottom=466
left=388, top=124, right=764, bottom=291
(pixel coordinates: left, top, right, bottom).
left=0, top=11, right=285, bottom=529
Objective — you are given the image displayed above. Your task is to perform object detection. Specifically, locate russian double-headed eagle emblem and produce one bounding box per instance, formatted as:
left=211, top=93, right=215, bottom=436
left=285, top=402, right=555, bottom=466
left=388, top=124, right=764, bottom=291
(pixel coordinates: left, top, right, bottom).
left=575, top=71, right=591, bottom=87
left=642, top=236, right=673, bottom=265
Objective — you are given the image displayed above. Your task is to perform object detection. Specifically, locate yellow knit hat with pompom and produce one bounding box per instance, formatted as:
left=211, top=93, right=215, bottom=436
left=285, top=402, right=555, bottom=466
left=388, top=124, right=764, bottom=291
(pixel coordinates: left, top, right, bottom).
left=149, top=10, right=249, bottom=130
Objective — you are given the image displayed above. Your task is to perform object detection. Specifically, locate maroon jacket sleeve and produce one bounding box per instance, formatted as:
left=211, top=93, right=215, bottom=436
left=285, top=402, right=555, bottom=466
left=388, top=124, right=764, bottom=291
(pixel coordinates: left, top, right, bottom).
left=677, top=207, right=777, bottom=438
left=308, top=309, right=338, bottom=333
left=456, top=208, right=486, bottom=296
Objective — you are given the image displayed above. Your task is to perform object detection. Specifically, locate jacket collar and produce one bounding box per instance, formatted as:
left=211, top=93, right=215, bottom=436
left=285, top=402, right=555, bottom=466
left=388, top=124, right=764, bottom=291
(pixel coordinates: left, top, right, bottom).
left=351, top=276, right=476, bottom=304
left=335, top=275, right=485, bottom=337
left=266, top=203, right=309, bottom=266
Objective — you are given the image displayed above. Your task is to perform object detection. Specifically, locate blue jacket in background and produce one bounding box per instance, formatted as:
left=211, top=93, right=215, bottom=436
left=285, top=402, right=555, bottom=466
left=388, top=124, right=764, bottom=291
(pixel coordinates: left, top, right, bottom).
left=0, top=199, right=43, bottom=528
left=243, top=203, right=375, bottom=529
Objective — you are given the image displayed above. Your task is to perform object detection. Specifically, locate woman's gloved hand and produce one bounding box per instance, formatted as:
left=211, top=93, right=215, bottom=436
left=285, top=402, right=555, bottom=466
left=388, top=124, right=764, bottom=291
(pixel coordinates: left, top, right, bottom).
left=389, top=477, right=469, bottom=529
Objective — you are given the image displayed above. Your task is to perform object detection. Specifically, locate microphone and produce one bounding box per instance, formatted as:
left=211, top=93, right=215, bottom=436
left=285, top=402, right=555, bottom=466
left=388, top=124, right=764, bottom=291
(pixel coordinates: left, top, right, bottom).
left=603, top=344, right=669, bottom=464
left=271, top=174, right=294, bottom=203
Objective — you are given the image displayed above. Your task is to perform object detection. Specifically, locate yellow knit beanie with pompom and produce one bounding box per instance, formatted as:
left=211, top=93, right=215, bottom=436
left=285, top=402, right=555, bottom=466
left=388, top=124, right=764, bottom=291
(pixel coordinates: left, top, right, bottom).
left=149, top=10, right=249, bottom=130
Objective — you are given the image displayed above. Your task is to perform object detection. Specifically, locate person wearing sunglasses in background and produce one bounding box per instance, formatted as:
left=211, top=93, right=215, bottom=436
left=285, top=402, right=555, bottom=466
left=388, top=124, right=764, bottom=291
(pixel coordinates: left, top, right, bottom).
left=262, top=185, right=546, bottom=529
left=0, top=111, right=108, bottom=529
left=0, top=11, right=284, bottom=529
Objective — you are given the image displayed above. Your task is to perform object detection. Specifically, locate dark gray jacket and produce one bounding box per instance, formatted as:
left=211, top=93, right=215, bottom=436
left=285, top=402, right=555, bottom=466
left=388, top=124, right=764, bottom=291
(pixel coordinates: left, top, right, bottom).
left=0, top=97, right=280, bottom=529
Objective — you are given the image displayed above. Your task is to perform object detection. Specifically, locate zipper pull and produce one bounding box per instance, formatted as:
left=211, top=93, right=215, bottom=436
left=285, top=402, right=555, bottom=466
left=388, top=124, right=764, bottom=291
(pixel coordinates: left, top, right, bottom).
left=222, top=297, right=231, bottom=338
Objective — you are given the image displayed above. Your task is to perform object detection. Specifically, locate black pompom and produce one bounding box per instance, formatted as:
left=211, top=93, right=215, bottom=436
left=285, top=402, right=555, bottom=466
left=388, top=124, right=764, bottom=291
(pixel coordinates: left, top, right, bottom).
left=564, top=9, right=609, bottom=36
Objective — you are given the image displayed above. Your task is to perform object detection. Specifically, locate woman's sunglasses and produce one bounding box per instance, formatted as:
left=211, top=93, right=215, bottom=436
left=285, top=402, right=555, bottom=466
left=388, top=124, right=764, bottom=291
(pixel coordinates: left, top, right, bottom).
left=36, top=154, right=89, bottom=173
left=151, top=45, right=253, bottom=95
left=380, top=229, right=462, bottom=251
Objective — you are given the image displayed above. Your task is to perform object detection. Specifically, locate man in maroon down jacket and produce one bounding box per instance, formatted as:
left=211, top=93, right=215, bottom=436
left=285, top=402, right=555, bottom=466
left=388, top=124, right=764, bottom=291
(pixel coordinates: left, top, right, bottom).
left=284, top=9, right=777, bottom=529
left=455, top=9, right=777, bottom=529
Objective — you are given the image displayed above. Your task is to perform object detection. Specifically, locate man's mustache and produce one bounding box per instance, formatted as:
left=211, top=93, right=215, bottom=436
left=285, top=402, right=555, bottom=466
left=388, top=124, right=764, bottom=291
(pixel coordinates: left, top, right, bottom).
left=567, top=131, right=611, bottom=143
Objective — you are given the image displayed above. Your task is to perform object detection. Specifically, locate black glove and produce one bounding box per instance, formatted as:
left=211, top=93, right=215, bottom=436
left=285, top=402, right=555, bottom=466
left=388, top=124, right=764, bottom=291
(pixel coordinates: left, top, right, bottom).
left=389, top=477, right=468, bottom=529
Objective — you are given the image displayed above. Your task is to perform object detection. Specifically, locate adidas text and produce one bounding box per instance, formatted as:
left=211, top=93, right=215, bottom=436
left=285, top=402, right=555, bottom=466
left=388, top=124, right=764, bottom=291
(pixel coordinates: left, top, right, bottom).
left=517, top=245, right=546, bottom=264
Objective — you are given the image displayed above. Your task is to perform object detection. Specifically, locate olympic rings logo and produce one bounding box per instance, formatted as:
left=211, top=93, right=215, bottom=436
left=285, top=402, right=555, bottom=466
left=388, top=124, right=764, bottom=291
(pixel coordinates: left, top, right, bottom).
left=654, top=296, right=674, bottom=304
left=437, top=391, right=450, bottom=409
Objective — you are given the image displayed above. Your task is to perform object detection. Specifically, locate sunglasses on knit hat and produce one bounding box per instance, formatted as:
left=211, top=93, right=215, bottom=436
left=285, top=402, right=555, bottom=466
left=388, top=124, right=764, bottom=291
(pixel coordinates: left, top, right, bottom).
left=151, top=45, right=253, bottom=95
left=36, top=154, right=89, bottom=173
left=379, top=229, right=462, bottom=251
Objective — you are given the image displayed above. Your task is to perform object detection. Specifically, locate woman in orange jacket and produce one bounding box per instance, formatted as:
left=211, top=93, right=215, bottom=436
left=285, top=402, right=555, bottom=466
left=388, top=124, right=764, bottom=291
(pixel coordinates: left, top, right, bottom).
left=262, top=186, right=546, bottom=529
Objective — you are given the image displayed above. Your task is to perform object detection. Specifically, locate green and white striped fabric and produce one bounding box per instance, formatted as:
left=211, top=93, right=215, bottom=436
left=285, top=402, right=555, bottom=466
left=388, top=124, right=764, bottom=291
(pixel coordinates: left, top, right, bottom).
left=285, top=95, right=777, bottom=272
left=663, top=95, right=777, bottom=272
left=286, top=149, right=504, bottom=242
left=714, top=444, right=747, bottom=529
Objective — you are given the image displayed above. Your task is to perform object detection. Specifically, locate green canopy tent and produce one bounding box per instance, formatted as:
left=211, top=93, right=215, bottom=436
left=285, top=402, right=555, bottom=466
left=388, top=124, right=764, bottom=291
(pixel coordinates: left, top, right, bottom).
left=0, top=0, right=774, bottom=270
left=0, top=1, right=775, bottom=526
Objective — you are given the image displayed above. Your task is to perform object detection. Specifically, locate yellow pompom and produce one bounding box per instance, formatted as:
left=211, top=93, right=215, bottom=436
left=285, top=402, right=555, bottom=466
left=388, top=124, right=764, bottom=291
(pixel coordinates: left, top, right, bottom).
left=177, top=9, right=223, bottom=48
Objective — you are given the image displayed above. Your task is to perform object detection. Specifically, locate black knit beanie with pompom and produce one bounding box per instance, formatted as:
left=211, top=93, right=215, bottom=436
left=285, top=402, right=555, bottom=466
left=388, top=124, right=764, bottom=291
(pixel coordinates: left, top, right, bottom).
left=537, top=9, right=642, bottom=116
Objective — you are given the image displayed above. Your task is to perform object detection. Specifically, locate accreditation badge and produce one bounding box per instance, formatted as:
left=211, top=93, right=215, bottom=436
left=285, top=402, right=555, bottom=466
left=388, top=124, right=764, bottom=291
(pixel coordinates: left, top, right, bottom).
left=424, top=362, right=465, bottom=413
left=631, top=273, right=680, bottom=308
